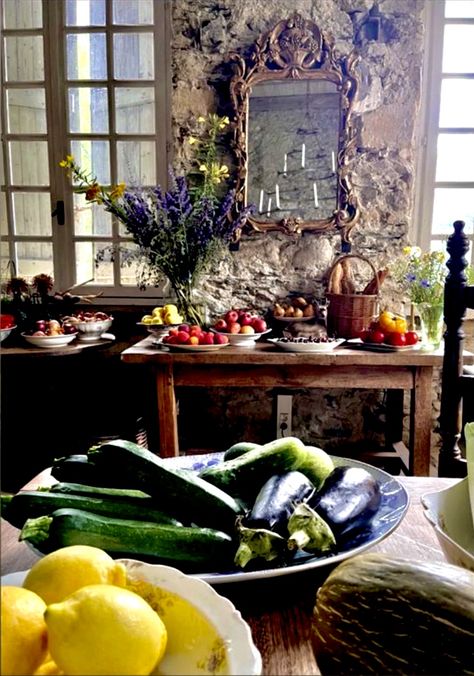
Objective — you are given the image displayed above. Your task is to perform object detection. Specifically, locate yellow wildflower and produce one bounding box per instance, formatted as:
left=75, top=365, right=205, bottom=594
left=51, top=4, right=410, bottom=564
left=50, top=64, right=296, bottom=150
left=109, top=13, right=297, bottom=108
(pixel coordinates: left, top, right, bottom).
left=188, top=136, right=198, bottom=146
left=110, top=182, right=126, bottom=199
left=218, top=116, right=230, bottom=129
left=197, top=116, right=206, bottom=123
left=59, top=155, right=74, bottom=168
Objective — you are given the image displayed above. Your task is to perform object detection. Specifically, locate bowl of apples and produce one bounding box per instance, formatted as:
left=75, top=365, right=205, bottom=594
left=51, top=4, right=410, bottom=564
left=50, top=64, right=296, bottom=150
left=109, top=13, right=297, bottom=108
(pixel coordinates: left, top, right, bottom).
left=210, top=309, right=271, bottom=347
left=63, top=311, right=113, bottom=342
left=160, top=324, right=230, bottom=351
left=22, top=319, right=78, bottom=348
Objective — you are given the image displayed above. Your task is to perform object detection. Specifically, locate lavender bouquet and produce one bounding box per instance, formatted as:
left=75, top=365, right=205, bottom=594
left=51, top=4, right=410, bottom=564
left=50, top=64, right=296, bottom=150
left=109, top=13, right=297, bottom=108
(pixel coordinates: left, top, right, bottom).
left=61, top=115, right=253, bottom=325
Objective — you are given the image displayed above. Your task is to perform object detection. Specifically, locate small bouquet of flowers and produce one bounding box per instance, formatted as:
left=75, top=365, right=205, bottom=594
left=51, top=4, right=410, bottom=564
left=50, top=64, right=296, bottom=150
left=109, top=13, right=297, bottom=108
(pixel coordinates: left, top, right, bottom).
left=392, top=246, right=447, bottom=306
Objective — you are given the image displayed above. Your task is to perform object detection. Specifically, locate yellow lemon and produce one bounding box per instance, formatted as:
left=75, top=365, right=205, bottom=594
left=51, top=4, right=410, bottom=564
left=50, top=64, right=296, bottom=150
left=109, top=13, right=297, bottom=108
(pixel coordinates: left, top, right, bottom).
left=45, top=584, right=167, bottom=676
left=23, top=545, right=126, bottom=605
left=141, top=314, right=153, bottom=324
left=1, top=585, right=49, bottom=676
left=151, top=307, right=164, bottom=317
left=34, top=655, right=64, bottom=675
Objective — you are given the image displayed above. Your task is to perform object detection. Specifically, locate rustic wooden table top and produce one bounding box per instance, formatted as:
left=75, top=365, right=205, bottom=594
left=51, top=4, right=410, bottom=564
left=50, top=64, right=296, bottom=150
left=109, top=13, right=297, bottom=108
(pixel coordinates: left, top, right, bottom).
left=1, top=473, right=456, bottom=675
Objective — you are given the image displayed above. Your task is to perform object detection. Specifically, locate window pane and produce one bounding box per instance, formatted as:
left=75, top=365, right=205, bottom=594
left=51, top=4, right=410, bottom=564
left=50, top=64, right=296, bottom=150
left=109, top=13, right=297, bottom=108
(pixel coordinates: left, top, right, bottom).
left=435, top=134, right=474, bottom=181
left=7, top=88, right=46, bottom=133
left=115, top=87, right=155, bottom=133
left=113, top=0, right=153, bottom=25
left=73, top=193, right=112, bottom=236
left=439, top=79, right=474, bottom=128
left=16, top=241, right=54, bottom=279
left=69, top=87, right=108, bottom=133
left=432, top=188, right=474, bottom=235
left=3, top=0, right=42, bottom=28
left=5, top=36, right=44, bottom=81
left=442, top=26, right=474, bottom=73
left=113, top=33, right=154, bottom=80
left=70, top=140, right=110, bottom=184
left=66, top=0, right=106, bottom=26
left=0, top=194, right=7, bottom=235
left=12, top=193, right=52, bottom=235
left=117, top=141, right=155, bottom=185
left=67, top=33, right=107, bottom=80
left=120, top=242, right=140, bottom=285
left=77, top=241, right=112, bottom=285
left=9, top=141, right=49, bottom=185
left=445, top=0, right=474, bottom=18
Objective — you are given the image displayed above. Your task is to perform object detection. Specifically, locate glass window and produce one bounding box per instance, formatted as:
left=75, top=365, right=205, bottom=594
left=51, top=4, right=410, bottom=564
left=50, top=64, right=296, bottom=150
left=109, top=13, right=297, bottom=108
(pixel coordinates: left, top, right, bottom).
left=68, top=87, right=108, bottom=133
left=12, top=193, right=52, bottom=236
left=3, top=0, right=43, bottom=29
left=66, top=33, right=107, bottom=80
left=4, top=37, right=44, bottom=81
left=115, top=87, right=155, bottom=133
left=113, top=33, right=154, bottom=79
left=442, top=25, right=474, bottom=73
left=7, top=89, right=47, bottom=134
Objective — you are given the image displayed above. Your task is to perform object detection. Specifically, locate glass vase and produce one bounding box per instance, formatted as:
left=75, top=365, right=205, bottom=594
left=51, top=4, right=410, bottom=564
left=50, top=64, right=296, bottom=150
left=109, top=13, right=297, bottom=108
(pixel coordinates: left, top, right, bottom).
left=171, top=280, right=205, bottom=326
left=417, top=302, right=444, bottom=351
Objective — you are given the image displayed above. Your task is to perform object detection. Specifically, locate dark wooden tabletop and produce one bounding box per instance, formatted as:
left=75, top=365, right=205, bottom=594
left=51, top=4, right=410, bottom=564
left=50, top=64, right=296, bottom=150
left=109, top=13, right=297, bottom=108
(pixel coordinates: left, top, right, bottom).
left=1, top=473, right=456, bottom=675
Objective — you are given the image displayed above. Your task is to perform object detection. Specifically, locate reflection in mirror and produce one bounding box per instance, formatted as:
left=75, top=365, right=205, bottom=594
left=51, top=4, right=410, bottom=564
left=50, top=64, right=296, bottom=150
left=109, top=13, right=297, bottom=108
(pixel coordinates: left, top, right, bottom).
left=248, top=80, right=340, bottom=223
left=229, top=13, right=361, bottom=243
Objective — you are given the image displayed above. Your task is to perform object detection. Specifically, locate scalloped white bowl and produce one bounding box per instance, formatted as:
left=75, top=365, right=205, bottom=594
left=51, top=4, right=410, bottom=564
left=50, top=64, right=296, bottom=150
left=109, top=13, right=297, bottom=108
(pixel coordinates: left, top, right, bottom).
left=422, top=477, right=474, bottom=572
left=210, top=328, right=271, bottom=347
left=75, top=317, right=113, bottom=341
left=0, top=325, right=16, bottom=343
left=2, top=560, right=262, bottom=676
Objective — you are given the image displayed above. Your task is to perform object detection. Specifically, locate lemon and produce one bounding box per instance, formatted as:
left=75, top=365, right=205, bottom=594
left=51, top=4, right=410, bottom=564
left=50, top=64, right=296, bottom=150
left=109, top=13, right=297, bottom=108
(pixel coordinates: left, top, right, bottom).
left=1, top=585, right=49, bottom=675
left=23, top=545, right=126, bottom=605
left=45, top=584, right=167, bottom=676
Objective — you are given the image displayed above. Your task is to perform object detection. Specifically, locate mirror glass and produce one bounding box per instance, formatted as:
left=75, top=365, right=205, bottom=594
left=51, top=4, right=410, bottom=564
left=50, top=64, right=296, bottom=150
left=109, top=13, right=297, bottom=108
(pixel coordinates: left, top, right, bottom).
left=229, top=13, right=361, bottom=242
left=247, top=79, right=340, bottom=223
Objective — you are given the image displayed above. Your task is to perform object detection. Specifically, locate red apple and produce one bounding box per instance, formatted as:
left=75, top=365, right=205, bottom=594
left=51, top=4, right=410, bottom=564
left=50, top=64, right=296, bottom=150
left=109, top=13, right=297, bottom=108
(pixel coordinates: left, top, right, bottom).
left=176, top=330, right=190, bottom=344
left=251, top=317, right=267, bottom=333
left=35, top=320, right=47, bottom=332
left=405, top=330, right=419, bottom=345
left=225, top=310, right=239, bottom=324
left=0, top=314, right=15, bottom=329
left=240, top=325, right=255, bottom=334
left=213, top=333, right=229, bottom=344
left=386, top=331, right=407, bottom=347
left=199, top=332, right=215, bottom=345
left=228, top=322, right=241, bottom=334
left=213, top=318, right=228, bottom=332
left=368, top=329, right=385, bottom=344
left=239, top=311, right=253, bottom=326
left=178, top=323, right=190, bottom=333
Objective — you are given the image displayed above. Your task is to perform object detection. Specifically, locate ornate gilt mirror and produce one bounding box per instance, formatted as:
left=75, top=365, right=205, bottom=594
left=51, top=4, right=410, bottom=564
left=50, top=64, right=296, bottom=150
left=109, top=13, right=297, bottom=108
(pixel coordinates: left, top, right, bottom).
left=229, top=13, right=361, bottom=243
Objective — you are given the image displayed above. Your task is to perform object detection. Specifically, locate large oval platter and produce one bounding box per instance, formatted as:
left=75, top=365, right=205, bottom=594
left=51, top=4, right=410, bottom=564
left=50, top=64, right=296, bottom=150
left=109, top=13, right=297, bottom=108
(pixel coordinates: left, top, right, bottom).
left=162, top=453, right=409, bottom=584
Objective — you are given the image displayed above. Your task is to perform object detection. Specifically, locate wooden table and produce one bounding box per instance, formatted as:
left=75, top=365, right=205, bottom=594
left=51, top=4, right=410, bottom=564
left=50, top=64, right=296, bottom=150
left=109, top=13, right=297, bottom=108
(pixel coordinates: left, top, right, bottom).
left=121, top=338, right=450, bottom=475
left=0, top=474, right=457, bottom=675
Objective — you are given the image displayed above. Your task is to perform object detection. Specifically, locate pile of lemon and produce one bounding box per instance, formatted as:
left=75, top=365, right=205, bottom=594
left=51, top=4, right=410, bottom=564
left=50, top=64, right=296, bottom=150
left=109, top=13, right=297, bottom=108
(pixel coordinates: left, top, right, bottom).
left=1, top=546, right=167, bottom=676
left=140, top=305, right=183, bottom=326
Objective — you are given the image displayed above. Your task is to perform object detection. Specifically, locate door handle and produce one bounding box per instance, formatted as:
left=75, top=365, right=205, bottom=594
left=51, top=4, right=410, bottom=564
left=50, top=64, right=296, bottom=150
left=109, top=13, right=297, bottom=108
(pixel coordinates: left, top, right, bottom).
left=52, top=200, right=65, bottom=225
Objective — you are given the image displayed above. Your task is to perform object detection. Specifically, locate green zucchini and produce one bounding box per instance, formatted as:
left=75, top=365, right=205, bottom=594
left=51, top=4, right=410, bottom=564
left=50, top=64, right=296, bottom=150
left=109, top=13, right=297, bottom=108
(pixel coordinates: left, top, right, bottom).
left=87, top=439, right=243, bottom=532
left=46, top=482, right=152, bottom=500
left=199, top=436, right=308, bottom=502
left=20, top=508, right=234, bottom=569
left=312, top=553, right=474, bottom=675
left=1, top=490, right=180, bottom=530
left=51, top=454, right=131, bottom=487
left=223, top=441, right=261, bottom=461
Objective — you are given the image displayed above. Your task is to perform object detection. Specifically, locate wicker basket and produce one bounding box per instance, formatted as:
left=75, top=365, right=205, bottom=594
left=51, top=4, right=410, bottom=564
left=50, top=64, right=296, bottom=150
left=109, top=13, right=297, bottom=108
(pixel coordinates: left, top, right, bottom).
left=326, top=254, right=380, bottom=339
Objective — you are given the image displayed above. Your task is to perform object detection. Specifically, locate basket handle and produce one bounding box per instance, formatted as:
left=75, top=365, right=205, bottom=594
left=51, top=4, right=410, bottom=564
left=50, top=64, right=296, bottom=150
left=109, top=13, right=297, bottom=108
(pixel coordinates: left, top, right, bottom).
left=327, top=254, right=380, bottom=296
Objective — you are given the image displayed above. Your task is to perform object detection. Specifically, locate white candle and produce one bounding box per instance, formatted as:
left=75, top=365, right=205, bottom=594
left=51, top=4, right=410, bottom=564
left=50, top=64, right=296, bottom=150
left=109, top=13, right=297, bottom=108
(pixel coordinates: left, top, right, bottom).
left=267, top=197, right=272, bottom=217
left=259, top=189, right=264, bottom=213
left=283, top=154, right=287, bottom=175
left=313, top=182, right=319, bottom=208
left=331, top=151, right=336, bottom=173
left=301, top=143, right=306, bottom=169
left=275, top=184, right=280, bottom=209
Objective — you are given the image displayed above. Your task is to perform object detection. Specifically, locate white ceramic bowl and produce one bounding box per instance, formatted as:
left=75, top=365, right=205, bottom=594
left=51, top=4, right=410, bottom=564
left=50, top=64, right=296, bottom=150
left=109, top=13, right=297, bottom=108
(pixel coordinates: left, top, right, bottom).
left=210, top=328, right=271, bottom=347
left=21, top=332, right=77, bottom=348
left=75, top=317, right=113, bottom=341
left=2, top=560, right=262, bottom=676
left=0, top=325, right=16, bottom=343
left=422, top=477, right=474, bottom=572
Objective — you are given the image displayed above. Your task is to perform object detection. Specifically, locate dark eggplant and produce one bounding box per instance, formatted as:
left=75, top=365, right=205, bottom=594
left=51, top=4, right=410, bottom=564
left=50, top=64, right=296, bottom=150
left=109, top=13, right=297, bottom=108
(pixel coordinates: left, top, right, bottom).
left=50, top=454, right=130, bottom=487
left=245, top=470, right=315, bottom=535
left=307, top=465, right=381, bottom=537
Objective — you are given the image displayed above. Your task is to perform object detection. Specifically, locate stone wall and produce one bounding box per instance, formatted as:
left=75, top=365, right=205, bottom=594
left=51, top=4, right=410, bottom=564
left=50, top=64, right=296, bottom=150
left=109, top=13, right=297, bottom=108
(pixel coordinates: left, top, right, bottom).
left=169, top=0, right=435, bottom=465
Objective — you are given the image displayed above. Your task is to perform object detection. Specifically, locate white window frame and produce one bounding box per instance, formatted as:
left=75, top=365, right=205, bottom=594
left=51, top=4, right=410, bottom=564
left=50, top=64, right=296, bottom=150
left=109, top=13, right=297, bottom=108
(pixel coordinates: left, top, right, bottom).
left=1, top=0, right=172, bottom=304
left=414, top=0, right=474, bottom=264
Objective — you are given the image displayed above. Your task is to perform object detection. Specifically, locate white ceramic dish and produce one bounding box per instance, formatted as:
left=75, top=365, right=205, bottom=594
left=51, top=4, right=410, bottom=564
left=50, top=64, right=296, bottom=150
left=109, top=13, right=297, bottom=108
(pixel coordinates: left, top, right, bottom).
left=268, top=337, right=346, bottom=353
left=155, top=338, right=231, bottom=352
left=421, top=477, right=474, bottom=572
left=345, top=338, right=421, bottom=352
left=21, top=332, right=77, bottom=348
left=0, top=325, right=16, bottom=343
left=210, top=328, right=271, bottom=346
left=1, top=561, right=262, bottom=676
left=75, top=318, right=113, bottom=342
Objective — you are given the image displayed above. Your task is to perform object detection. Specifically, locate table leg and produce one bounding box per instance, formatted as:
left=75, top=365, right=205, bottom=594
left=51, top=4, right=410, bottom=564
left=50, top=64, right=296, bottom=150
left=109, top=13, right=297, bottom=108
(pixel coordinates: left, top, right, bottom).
left=409, top=366, right=433, bottom=476
left=154, top=364, right=179, bottom=457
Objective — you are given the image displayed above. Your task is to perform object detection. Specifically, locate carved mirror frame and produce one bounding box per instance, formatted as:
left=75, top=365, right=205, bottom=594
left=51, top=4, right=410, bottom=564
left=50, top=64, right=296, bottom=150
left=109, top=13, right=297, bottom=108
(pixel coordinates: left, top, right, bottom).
left=229, top=13, right=361, bottom=243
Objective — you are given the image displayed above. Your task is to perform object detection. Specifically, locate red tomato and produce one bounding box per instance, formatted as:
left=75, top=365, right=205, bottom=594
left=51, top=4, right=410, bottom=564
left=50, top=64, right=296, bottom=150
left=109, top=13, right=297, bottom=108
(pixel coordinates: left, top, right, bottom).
left=368, top=329, right=385, bottom=344
left=359, top=329, right=371, bottom=343
left=386, top=332, right=407, bottom=347
left=405, top=331, right=419, bottom=345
